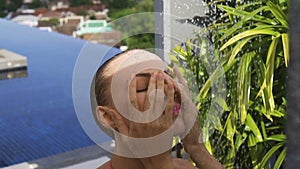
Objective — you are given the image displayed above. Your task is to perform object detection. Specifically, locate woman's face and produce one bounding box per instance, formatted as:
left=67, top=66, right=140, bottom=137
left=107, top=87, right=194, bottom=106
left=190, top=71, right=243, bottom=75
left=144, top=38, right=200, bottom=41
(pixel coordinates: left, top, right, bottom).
left=129, top=68, right=185, bottom=136
left=132, top=68, right=182, bottom=120
left=109, top=52, right=185, bottom=136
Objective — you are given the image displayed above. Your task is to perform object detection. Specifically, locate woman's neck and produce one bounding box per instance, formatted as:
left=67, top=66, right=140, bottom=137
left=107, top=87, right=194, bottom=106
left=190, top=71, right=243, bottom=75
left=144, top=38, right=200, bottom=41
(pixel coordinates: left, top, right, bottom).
left=110, top=154, right=144, bottom=169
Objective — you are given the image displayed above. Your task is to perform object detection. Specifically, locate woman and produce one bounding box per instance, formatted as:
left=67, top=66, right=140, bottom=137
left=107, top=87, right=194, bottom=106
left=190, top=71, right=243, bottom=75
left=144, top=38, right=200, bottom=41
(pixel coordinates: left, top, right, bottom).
left=93, top=49, right=224, bottom=169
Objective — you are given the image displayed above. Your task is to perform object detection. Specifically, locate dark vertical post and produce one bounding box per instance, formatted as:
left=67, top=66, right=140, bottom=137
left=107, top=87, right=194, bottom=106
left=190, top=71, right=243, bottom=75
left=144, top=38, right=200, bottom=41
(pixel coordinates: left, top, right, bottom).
left=286, top=0, right=300, bottom=167
left=154, top=0, right=164, bottom=59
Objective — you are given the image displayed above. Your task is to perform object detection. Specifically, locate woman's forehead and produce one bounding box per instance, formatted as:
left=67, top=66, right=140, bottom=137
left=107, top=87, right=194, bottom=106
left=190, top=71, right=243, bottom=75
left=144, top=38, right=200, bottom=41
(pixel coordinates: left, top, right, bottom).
left=138, top=68, right=162, bottom=74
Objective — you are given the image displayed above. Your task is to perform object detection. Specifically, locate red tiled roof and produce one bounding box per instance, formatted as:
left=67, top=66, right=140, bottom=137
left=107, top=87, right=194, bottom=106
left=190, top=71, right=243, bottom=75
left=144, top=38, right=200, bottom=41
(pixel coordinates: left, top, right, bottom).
left=56, top=5, right=107, bottom=14
left=42, top=11, right=62, bottom=18
left=34, top=8, right=48, bottom=16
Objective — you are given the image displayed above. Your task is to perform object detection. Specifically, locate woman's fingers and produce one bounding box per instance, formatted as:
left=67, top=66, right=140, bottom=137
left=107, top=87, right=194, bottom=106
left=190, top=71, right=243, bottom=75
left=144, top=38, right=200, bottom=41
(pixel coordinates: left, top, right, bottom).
left=164, top=77, right=175, bottom=123
left=129, top=77, right=139, bottom=110
left=173, top=66, right=188, bottom=89
left=152, top=73, right=173, bottom=128
left=154, top=72, right=165, bottom=114
left=145, top=72, right=157, bottom=111
left=145, top=72, right=165, bottom=113
left=128, top=71, right=177, bottom=138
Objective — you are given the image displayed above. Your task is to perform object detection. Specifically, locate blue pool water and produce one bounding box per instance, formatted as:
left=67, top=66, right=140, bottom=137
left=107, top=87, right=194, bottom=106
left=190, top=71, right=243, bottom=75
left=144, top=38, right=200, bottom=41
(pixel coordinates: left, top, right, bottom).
left=0, top=19, right=120, bottom=167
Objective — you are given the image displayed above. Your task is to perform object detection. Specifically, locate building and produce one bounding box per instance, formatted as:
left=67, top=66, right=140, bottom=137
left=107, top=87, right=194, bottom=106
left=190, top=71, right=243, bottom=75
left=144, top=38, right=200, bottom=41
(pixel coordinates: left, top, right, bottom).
left=11, top=14, right=39, bottom=27
left=73, top=20, right=121, bottom=46
left=73, top=20, right=111, bottom=36
left=39, top=10, right=62, bottom=21
left=87, top=8, right=110, bottom=21
left=57, top=15, right=84, bottom=35
left=48, top=0, right=70, bottom=11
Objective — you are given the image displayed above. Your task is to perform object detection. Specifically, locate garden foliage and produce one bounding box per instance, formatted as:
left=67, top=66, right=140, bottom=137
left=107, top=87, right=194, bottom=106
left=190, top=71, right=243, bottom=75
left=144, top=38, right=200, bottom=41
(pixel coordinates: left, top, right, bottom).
left=170, top=0, right=288, bottom=168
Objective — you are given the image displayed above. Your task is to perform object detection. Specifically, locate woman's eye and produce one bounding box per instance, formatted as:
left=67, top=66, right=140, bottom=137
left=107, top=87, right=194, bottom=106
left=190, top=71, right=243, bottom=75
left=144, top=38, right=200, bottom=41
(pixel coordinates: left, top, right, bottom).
left=135, top=73, right=150, bottom=93
left=136, top=88, right=148, bottom=93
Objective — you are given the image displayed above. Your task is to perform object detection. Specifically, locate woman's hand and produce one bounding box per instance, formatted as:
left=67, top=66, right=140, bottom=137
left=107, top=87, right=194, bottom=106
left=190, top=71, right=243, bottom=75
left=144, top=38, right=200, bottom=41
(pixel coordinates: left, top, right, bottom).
left=173, top=67, right=225, bottom=169
left=129, top=71, right=176, bottom=169
left=173, top=66, right=201, bottom=147
left=128, top=72, right=175, bottom=138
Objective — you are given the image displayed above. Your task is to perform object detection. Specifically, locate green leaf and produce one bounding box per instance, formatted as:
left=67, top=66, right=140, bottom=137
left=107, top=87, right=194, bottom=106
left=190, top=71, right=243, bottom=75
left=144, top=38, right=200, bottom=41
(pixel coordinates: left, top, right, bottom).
left=198, top=58, right=237, bottom=102
left=228, top=36, right=253, bottom=65
left=273, top=147, right=286, bottom=169
left=215, top=97, right=229, bottom=111
left=204, top=137, right=213, bottom=154
left=271, top=110, right=285, bottom=117
left=260, top=120, right=267, bottom=140
left=169, top=54, right=179, bottom=64
left=248, top=133, right=259, bottom=147
left=199, top=66, right=223, bottom=99
left=238, top=52, right=253, bottom=124
left=217, top=111, right=232, bottom=145
left=221, top=6, right=269, bottom=41
left=217, top=5, right=276, bottom=25
left=172, top=45, right=187, bottom=61
left=253, top=53, right=266, bottom=90
left=267, top=1, right=288, bottom=29
left=256, top=37, right=279, bottom=119
left=255, top=24, right=286, bottom=30
left=220, top=29, right=279, bottom=51
left=264, top=37, right=279, bottom=115
left=245, top=114, right=263, bottom=142
left=266, top=134, right=286, bottom=142
left=258, top=142, right=284, bottom=169
left=281, top=33, right=289, bottom=67
left=202, top=125, right=210, bottom=143
left=235, top=132, right=248, bottom=150
left=235, top=1, right=262, bottom=10
left=226, top=116, right=235, bottom=145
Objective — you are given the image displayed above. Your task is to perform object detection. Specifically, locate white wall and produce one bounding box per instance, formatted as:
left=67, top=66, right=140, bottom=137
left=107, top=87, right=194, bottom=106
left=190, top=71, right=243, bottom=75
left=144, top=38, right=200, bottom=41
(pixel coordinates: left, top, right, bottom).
left=163, top=0, right=207, bottom=61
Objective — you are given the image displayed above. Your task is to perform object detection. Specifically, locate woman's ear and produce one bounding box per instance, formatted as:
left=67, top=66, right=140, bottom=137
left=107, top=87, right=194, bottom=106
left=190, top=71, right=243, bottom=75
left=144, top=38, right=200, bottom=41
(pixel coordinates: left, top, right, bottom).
left=96, top=106, right=117, bottom=129
left=96, top=106, right=129, bottom=135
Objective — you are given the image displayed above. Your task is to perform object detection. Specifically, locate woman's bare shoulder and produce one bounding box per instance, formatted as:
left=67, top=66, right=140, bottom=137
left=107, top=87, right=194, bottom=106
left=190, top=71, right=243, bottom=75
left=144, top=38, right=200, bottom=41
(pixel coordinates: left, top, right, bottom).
left=97, top=160, right=110, bottom=169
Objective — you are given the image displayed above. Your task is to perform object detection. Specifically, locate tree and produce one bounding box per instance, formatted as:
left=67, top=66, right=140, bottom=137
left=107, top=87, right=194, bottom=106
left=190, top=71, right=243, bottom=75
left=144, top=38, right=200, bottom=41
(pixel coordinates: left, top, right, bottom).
left=28, top=0, right=43, bottom=9
left=0, top=0, right=6, bottom=17
left=108, top=0, right=155, bottom=50
left=69, top=0, right=92, bottom=6
left=6, top=0, right=23, bottom=12
left=101, top=0, right=135, bottom=10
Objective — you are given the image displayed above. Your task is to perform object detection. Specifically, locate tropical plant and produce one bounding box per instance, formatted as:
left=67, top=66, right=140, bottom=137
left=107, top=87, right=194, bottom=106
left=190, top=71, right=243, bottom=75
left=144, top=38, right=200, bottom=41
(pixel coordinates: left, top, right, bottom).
left=170, top=0, right=288, bottom=168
